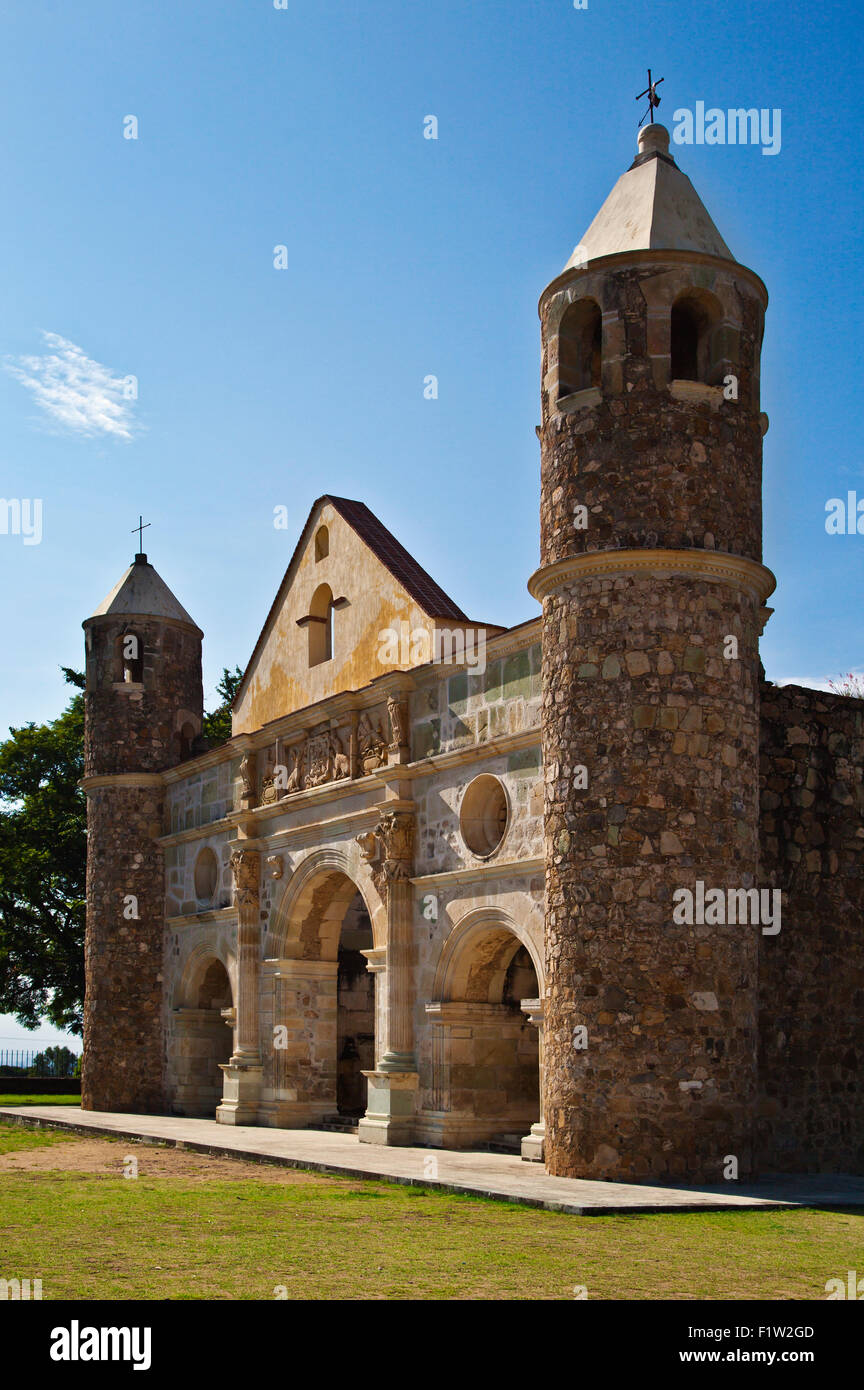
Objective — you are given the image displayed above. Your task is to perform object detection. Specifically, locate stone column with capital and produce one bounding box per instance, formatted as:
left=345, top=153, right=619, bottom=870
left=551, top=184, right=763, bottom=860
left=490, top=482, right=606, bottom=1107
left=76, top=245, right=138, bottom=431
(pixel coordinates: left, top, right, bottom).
left=217, top=848, right=264, bottom=1125
left=356, top=810, right=419, bottom=1145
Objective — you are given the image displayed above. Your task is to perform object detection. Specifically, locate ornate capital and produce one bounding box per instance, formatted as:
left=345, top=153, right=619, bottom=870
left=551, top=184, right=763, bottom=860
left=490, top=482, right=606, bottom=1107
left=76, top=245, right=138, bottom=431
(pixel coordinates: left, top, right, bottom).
left=357, top=812, right=414, bottom=900
left=230, top=849, right=260, bottom=911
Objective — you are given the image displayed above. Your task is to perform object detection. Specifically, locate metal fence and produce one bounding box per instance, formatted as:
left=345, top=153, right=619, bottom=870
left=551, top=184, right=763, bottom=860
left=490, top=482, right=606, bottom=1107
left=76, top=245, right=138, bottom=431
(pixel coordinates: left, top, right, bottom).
left=0, top=1048, right=80, bottom=1078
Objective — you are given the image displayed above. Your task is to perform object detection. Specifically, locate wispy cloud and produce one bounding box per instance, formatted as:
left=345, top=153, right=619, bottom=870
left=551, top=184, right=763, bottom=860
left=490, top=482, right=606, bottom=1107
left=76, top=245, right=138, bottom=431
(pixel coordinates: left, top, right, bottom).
left=5, top=332, right=138, bottom=440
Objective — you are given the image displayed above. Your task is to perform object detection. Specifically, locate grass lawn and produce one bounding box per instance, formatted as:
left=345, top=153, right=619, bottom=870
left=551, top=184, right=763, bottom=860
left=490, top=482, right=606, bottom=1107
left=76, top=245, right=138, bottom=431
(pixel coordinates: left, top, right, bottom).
left=0, top=1093, right=81, bottom=1106
left=0, top=1119, right=860, bottom=1301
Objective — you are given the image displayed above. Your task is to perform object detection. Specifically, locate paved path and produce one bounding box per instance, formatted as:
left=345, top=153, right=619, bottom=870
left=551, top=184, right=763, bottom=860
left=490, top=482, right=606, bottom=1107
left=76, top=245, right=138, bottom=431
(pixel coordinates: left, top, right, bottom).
left=2, top=1105, right=862, bottom=1216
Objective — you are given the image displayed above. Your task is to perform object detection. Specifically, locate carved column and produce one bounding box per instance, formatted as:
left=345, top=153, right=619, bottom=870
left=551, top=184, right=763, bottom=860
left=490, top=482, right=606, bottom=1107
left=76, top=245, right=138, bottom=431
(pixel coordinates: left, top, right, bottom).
left=216, top=848, right=264, bottom=1125
left=520, top=997, right=545, bottom=1162
left=356, top=810, right=419, bottom=1145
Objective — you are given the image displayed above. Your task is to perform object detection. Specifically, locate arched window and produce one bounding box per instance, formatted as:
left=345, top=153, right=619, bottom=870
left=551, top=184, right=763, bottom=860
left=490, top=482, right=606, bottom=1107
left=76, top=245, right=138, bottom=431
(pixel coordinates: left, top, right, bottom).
left=557, top=298, right=602, bottom=400
left=308, top=583, right=334, bottom=666
left=670, top=291, right=723, bottom=384
left=115, top=630, right=143, bottom=683
left=315, top=525, right=329, bottom=561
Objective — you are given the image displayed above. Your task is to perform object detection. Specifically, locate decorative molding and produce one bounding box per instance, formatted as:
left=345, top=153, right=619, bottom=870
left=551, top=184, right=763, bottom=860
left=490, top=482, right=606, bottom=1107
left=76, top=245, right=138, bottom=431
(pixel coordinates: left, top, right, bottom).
left=411, top=856, right=544, bottom=890
left=528, top=548, right=777, bottom=606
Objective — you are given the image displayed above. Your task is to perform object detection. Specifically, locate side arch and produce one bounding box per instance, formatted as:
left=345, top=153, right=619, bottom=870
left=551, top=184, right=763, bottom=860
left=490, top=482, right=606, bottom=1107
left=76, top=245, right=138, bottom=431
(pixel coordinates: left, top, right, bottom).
left=433, top=905, right=545, bottom=1004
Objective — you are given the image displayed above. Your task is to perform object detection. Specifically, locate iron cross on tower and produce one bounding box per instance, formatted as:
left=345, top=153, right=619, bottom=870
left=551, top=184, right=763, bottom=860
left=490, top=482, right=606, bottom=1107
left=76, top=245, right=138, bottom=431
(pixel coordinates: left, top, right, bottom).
left=636, top=70, right=664, bottom=127
left=132, top=515, right=151, bottom=556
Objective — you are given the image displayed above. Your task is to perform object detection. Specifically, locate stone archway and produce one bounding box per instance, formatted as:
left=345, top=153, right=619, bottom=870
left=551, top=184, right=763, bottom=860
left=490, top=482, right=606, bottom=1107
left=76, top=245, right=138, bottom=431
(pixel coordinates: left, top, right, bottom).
left=261, top=850, right=384, bottom=1131
left=170, top=952, right=234, bottom=1117
left=424, top=910, right=545, bottom=1155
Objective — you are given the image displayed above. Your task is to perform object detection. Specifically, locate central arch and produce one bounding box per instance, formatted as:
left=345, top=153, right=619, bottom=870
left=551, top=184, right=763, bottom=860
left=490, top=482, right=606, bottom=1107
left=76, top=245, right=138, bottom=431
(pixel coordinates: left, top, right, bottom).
left=263, top=848, right=385, bottom=1130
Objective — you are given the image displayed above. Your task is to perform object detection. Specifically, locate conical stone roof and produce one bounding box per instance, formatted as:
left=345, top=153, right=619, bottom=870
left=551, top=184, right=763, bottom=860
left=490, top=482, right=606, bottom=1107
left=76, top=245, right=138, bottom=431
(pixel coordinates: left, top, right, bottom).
left=565, top=123, right=733, bottom=270
left=89, top=553, right=200, bottom=629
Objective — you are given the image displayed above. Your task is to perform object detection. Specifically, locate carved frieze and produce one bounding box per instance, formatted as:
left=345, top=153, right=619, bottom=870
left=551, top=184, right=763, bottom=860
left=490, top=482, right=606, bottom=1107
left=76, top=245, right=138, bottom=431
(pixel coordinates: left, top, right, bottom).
left=358, top=710, right=388, bottom=774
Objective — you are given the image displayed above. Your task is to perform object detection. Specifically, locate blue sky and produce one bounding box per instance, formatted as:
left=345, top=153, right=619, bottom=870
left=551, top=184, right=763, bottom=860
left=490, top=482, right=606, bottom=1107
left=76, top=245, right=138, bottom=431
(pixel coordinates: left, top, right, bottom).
left=0, top=0, right=861, bottom=1045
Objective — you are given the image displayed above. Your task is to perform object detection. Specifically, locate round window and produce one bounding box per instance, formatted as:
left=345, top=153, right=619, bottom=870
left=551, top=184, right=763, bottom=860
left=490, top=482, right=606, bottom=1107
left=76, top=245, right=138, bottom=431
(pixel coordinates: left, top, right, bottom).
left=460, top=775, right=509, bottom=858
left=194, top=847, right=219, bottom=904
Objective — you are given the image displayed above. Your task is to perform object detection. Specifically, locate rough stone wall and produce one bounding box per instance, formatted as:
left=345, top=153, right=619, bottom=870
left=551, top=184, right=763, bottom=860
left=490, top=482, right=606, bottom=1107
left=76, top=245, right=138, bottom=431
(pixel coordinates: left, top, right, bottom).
left=542, top=572, right=762, bottom=1180
left=758, top=683, right=864, bottom=1171
left=538, top=260, right=765, bottom=562
left=83, top=611, right=202, bottom=1114
left=82, top=785, right=166, bottom=1112
left=84, top=616, right=203, bottom=776
left=538, top=256, right=767, bottom=1182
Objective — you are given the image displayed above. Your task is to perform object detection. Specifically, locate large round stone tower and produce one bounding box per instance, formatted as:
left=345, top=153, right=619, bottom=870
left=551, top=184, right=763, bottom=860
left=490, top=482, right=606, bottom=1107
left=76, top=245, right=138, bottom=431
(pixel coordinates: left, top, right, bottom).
left=81, top=548, right=203, bottom=1113
left=529, top=124, right=776, bottom=1182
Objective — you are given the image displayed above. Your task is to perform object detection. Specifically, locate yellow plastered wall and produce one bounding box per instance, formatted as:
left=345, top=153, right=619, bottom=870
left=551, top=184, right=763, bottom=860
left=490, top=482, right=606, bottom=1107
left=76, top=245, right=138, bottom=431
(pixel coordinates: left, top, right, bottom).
left=232, top=502, right=468, bottom=735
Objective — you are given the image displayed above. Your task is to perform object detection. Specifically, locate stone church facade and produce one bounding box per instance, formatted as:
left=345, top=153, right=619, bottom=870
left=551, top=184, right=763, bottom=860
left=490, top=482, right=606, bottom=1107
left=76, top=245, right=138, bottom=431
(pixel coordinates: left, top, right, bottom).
left=81, top=125, right=864, bottom=1182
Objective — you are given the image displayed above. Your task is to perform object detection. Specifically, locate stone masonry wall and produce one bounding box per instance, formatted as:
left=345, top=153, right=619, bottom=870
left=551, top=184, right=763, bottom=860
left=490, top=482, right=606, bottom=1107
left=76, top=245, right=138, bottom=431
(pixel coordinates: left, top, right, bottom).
left=758, top=683, right=864, bottom=1171
left=542, top=571, right=762, bottom=1181
left=82, top=784, right=166, bottom=1112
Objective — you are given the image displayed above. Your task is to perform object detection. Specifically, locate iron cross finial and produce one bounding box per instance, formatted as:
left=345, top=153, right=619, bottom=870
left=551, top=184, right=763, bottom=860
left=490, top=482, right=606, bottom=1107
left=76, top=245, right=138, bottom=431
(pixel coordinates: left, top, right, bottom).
left=132, top=515, right=151, bottom=555
left=636, top=69, right=664, bottom=127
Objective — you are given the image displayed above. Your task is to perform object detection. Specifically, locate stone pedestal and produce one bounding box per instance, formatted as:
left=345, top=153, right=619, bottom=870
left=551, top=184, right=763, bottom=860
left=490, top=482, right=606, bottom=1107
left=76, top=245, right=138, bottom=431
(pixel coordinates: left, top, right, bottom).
left=357, top=1069, right=419, bottom=1145
left=216, top=1062, right=264, bottom=1125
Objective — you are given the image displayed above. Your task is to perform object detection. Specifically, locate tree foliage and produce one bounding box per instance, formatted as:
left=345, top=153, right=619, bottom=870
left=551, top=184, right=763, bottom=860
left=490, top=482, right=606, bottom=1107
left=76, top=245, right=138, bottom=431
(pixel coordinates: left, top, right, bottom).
left=0, top=663, right=241, bottom=1037
left=202, top=666, right=244, bottom=746
left=0, top=669, right=86, bottom=1033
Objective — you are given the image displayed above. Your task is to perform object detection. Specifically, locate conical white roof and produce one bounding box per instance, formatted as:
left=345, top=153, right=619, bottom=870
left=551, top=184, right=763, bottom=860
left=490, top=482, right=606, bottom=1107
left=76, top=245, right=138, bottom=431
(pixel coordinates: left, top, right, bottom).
left=89, top=554, right=199, bottom=628
left=565, top=124, right=733, bottom=270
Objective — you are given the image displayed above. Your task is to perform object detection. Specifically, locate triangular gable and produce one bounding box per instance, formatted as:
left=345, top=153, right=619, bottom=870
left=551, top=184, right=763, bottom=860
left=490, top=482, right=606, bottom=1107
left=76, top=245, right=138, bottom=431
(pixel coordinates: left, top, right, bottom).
left=232, top=496, right=473, bottom=734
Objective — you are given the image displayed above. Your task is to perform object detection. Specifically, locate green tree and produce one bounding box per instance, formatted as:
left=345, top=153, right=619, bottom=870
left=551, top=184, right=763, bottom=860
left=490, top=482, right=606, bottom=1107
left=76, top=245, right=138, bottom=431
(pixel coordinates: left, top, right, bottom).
left=0, top=668, right=86, bottom=1034
left=202, top=666, right=244, bottom=746
left=0, top=663, right=241, bottom=1037
left=29, top=1043, right=78, bottom=1077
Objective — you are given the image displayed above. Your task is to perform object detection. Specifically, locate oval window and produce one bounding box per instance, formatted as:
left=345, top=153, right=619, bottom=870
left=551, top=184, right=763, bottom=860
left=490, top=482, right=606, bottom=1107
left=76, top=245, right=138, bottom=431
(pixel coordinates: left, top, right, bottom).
left=460, top=775, right=509, bottom=858
left=194, top=847, right=219, bottom=904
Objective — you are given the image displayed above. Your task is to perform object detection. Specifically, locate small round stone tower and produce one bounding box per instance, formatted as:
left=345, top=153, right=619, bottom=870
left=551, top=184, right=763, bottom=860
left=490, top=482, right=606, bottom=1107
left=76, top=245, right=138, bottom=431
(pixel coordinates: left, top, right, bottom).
left=530, top=124, right=775, bottom=1182
left=81, top=548, right=203, bottom=1113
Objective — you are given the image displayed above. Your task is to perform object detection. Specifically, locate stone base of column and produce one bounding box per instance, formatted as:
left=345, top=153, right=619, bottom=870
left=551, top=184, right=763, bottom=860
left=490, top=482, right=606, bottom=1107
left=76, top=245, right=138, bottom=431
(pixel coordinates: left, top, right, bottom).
left=520, top=1121, right=545, bottom=1163
left=357, top=1069, right=418, bottom=1145
left=216, top=1062, right=264, bottom=1125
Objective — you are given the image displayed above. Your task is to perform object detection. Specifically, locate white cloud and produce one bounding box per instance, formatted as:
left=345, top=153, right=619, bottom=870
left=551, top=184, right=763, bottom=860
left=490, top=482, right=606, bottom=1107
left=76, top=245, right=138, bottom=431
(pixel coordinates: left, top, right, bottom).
left=5, top=331, right=138, bottom=440
left=776, top=672, right=864, bottom=693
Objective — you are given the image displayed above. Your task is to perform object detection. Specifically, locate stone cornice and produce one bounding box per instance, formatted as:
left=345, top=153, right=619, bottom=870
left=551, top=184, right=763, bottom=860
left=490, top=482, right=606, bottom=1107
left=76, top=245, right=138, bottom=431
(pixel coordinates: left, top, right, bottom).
left=165, top=906, right=236, bottom=930
left=527, top=548, right=777, bottom=606
left=411, top=856, right=544, bottom=889
left=81, top=772, right=164, bottom=792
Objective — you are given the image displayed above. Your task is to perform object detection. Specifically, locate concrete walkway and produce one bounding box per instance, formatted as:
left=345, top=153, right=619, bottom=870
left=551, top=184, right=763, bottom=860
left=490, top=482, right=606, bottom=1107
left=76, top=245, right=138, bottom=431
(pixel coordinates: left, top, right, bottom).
left=2, top=1104, right=862, bottom=1216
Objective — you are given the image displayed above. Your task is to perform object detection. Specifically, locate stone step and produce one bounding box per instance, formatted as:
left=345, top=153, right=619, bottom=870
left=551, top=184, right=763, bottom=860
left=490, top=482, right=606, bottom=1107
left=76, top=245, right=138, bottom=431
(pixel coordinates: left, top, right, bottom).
left=485, top=1133, right=523, bottom=1155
